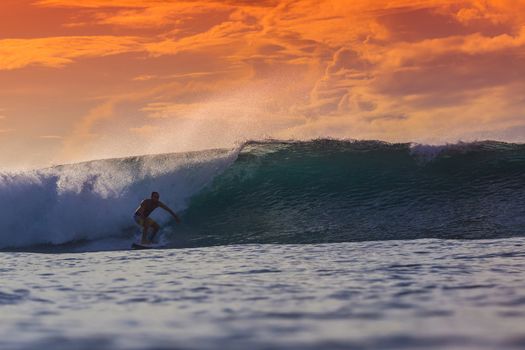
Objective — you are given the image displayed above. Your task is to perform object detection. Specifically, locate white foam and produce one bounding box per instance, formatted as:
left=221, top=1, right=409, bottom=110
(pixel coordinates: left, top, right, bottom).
left=409, top=141, right=486, bottom=162
left=0, top=148, right=239, bottom=249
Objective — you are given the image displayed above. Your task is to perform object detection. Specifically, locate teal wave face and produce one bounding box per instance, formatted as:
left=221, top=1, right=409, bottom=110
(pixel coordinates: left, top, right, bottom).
left=173, top=140, right=525, bottom=246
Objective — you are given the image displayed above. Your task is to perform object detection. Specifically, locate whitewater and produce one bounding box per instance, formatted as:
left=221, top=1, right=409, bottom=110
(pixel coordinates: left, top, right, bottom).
left=1, top=139, right=524, bottom=349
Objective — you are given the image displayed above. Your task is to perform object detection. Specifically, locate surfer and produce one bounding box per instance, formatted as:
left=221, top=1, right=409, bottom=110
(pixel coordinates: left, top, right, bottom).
left=134, top=191, right=181, bottom=245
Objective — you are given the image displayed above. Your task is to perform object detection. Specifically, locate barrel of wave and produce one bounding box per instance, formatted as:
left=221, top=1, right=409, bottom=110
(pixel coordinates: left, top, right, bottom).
left=0, top=147, right=240, bottom=250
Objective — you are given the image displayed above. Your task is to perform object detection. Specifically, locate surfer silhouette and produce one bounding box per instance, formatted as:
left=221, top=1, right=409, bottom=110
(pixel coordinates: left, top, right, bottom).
left=134, top=191, right=181, bottom=245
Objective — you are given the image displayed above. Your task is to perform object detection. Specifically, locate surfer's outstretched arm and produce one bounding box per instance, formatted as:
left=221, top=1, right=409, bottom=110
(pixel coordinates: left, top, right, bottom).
left=159, top=202, right=181, bottom=223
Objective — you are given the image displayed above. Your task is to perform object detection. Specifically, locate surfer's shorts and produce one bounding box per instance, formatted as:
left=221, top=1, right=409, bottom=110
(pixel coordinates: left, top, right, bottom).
left=134, top=214, right=158, bottom=228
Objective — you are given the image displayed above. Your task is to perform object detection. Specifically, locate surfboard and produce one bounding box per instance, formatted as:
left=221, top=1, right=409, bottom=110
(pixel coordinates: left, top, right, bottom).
left=131, top=242, right=166, bottom=250
left=131, top=242, right=153, bottom=250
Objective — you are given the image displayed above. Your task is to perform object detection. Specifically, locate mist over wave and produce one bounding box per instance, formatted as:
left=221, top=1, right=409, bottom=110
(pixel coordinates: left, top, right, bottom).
left=1, top=139, right=524, bottom=251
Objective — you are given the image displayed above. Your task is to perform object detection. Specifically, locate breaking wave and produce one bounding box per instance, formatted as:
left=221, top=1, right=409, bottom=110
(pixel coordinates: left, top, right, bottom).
left=1, top=139, right=524, bottom=252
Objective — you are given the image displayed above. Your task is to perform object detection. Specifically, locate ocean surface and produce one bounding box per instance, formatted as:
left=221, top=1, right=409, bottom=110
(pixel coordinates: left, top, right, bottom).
left=1, top=139, right=524, bottom=349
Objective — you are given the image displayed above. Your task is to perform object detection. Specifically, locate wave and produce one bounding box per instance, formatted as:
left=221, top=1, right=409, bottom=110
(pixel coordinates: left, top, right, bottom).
left=1, top=139, right=524, bottom=252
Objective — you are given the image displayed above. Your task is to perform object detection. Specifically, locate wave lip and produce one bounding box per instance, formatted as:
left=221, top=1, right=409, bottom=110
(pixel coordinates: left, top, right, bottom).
left=1, top=139, right=524, bottom=252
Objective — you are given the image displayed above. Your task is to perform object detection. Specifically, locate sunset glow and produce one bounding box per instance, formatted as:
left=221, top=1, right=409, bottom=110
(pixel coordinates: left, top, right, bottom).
left=1, top=0, right=524, bottom=168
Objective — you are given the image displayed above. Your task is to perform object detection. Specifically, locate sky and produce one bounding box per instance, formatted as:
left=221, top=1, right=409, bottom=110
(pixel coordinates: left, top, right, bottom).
left=0, top=0, right=524, bottom=169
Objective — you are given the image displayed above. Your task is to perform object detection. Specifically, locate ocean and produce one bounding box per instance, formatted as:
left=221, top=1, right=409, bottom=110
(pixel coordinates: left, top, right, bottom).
left=1, top=139, right=524, bottom=349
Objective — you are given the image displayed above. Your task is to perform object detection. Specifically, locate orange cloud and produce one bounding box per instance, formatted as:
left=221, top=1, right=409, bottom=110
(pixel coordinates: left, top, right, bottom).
left=0, top=36, right=142, bottom=70
left=1, top=0, right=524, bottom=168
left=39, top=135, right=63, bottom=139
left=34, top=0, right=149, bottom=7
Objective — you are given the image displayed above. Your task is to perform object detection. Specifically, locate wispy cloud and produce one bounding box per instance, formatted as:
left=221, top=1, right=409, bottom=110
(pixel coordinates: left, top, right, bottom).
left=34, top=0, right=148, bottom=8
left=39, top=135, right=63, bottom=139
left=0, top=36, right=142, bottom=70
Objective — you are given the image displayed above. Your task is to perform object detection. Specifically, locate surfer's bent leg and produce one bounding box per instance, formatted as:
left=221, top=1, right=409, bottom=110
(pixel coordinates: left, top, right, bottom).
left=140, top=218, right=159, bottom=244
left=134, top=215, right=150, bottom=244
left=134, top=215, right=158, bottom=244
left=142, top=219, right=151, bottom=244
left=150, top=220, right=160, bottom=241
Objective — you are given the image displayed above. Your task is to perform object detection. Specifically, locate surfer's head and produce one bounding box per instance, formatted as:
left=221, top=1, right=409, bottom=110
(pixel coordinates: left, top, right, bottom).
left=151, top=191, right=160, bottom=202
